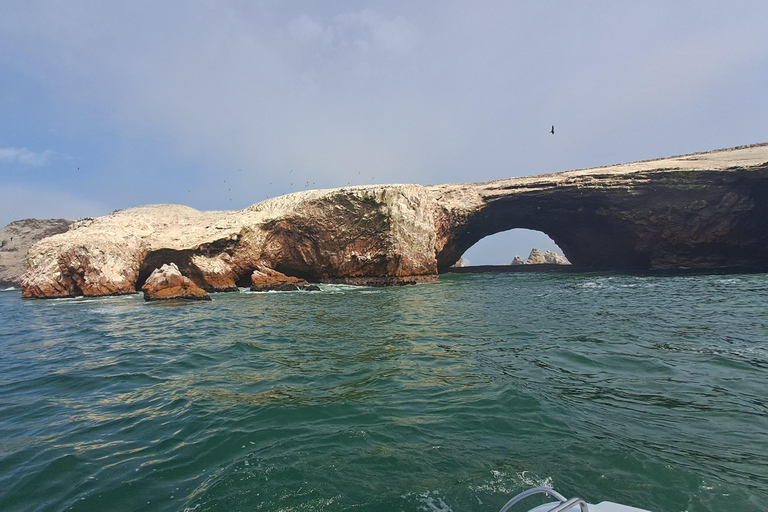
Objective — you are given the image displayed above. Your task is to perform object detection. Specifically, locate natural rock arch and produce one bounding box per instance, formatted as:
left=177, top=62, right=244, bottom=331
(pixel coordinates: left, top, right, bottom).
left=431, top=184, right=658, bottom=271
left=430, top=144, right=768, bottom=272
left=20, top=143, right=768, bottom=298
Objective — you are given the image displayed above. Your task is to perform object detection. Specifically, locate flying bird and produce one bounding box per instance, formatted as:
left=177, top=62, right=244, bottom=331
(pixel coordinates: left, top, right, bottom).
left=550, top=125, right=555, bottom=135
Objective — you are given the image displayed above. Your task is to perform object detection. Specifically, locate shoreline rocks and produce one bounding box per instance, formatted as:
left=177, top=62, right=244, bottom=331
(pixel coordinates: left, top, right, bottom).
left=142, top=263, right=211, bottom=301
left=250, top=265, right=320, bottom=292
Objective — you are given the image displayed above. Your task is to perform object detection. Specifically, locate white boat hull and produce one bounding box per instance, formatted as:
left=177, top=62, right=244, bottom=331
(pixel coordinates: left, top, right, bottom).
left=528, top=502, right=651, bottom=512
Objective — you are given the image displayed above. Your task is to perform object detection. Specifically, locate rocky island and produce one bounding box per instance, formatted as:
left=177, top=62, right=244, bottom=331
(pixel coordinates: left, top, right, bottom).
left=19, top=142, right=768, bottom=299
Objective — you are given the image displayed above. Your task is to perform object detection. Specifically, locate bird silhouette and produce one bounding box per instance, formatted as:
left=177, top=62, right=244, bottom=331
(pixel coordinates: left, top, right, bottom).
left=550, top=125, right=555, bottom=135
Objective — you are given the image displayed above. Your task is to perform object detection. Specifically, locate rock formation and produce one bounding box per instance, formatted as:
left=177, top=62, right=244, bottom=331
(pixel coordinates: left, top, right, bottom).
left=142, top=263, right=211, bottom=301
left=525, top=248, right=547, bottom=264
left=250, top=265, right=320, bottom=292
left=510, top=255, right=525, bottom=266
left=431, top=143, right=768, bottom=272
left=525, top=248, right=569, bottom=265
left=0, top=218, right=72, bottom=288
left=20, top=143, right=768, bottom=299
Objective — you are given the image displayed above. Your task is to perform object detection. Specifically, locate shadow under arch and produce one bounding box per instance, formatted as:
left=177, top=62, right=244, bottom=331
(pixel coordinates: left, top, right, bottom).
left=434, top=191, right=654, bottom=273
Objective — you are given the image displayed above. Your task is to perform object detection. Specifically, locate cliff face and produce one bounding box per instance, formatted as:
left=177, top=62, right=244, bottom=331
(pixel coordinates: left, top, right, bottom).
left=433, top=143, right=768, bottom=271
left=22, top=186, right=440, bottom=298
left=21, top=143, right=768, bottom=298
left=0, top=219, right=72, bottom=288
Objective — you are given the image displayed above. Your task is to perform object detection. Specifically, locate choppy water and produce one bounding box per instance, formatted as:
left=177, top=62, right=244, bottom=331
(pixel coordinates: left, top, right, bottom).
left=1, top=272, right=766, bottom=512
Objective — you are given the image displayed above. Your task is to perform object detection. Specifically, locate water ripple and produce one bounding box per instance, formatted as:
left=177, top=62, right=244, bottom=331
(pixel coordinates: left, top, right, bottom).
left=1, top=274, right=767, bottom=511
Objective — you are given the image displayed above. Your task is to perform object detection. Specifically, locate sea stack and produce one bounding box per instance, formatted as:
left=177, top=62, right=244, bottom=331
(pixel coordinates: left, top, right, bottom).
left=142, top=263, right=211, bottom=301
left=525, top=249, right=569, bottom=265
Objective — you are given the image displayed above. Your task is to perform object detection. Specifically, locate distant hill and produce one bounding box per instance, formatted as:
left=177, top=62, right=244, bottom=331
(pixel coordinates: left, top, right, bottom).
left=0, top=219, right=73, bottom=288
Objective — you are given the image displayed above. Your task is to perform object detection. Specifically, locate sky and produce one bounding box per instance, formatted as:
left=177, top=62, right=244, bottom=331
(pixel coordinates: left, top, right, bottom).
left=2, top=1, right=767, bottom=264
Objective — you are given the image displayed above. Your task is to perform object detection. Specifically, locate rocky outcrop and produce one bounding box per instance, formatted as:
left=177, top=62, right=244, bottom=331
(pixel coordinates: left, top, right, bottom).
left=20, top=143, right=768, bottom=298
left=0, top=218, right=72, bottom=288
left=250, top=265, right=320, bottom=292
left=525, top=248, right=547, bottom=264
left=432, top=143, right=768, bottom=272
left=509, top=249, right=569, bottom=265
left=21, top=187, right=440, bottom=298
left=142, top=263, right=211, bottom=301
left=525, top=248, right=569, bottom=265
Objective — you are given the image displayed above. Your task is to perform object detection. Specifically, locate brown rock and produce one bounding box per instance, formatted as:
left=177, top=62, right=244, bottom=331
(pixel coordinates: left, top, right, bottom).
left=250, top=265, right=320, bottom=292
left=141, top=263, right=211, bottom=301
left=189, top=254, right=239, bottom=292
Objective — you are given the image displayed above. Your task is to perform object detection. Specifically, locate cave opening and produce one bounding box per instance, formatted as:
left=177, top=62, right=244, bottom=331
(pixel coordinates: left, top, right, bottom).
left=235, top=273, right=252, bottom=288
left=457, top=228, right=568, bottom=267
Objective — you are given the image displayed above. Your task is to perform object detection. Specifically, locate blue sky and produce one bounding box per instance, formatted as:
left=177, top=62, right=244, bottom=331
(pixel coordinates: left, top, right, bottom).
left=2, top=1, right=767, bottom=264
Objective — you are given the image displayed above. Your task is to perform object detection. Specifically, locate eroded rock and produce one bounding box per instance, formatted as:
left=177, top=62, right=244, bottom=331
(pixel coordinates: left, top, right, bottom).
left=250, top=265, right=320, bottom=292
left=142, top=263, right=211, bottom=301
left=526, top=249, right=569, bottom=265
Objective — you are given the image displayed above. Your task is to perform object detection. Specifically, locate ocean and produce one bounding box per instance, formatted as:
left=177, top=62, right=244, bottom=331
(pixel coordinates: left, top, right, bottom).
left=0, top=272, right=766, bottom=512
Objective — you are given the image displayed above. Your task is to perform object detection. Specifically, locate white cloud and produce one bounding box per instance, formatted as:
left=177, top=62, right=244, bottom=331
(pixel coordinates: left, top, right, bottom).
left=288, top=14, right=333, bottom=44
left=335, top=9, right=422, bottom=56
left=0, top=147, right=55, bottom=166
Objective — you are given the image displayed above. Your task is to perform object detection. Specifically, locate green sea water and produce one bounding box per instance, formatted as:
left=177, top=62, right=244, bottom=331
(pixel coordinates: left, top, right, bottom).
left=0, top=272, right=766, bottom=512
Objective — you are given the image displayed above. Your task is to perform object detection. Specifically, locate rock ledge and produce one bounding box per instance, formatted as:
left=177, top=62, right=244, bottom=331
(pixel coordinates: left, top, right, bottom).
left=250, top=265, right=320, bottom=292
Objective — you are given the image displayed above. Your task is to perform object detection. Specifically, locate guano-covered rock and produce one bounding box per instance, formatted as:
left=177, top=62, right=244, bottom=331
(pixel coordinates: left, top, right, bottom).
left=20, top=143, right=768, bottom=299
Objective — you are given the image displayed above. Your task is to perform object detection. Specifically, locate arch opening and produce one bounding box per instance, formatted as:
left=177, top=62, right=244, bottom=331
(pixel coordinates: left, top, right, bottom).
left=455, top=228, right=569, bottom=267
